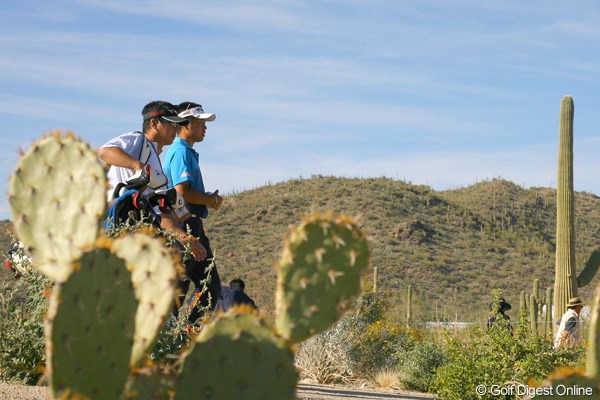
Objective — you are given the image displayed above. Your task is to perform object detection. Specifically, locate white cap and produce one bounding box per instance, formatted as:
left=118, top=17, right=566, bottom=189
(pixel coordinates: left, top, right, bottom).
left=178, top=106, right=216, bottom=121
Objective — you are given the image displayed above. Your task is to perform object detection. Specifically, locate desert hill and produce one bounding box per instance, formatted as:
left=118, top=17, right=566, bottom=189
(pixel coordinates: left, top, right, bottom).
left=3, top=176, right=600, bottom=322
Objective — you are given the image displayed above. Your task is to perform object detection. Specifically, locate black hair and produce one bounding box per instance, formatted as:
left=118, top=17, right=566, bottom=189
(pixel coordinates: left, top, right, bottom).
left=177, top=101, right=201, bottom=114
left=229, top=278, right=245, bottom=291
left=141, top=100, right=177, bottom=133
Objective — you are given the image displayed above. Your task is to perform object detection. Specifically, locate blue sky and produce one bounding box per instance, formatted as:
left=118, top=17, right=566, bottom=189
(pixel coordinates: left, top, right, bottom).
left=2, top=1, right=600, bottom=220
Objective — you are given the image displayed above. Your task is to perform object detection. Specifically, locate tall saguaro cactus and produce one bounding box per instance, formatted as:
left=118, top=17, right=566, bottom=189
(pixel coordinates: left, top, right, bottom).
left=553, top=96, right=600, bottom=325
left=554, top=95, right=578, bottom=324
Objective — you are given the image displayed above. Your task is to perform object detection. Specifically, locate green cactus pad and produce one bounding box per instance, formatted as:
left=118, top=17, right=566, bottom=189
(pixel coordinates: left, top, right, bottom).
left=126, top=365, right=176, bottom=399
left=534, top=370, right=600, bottom=399
left=46, top=245, right=137, bottom=399
left=275, top=213, right=369, bottom=343
left=8, top=133, right=106, bottom=282
left=111, top=232, right=178, bottom=366
left=174, top=312, right=297, bottom=400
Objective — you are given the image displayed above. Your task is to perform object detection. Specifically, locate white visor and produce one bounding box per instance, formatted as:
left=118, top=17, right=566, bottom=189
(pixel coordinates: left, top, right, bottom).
left=178, top=106, right=216, bottom=121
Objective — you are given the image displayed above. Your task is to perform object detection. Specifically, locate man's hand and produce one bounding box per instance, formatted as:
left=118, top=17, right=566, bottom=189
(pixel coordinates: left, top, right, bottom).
left=189, top=240, right=207, bottom=261
left=210, top=189, right=224, bottom=210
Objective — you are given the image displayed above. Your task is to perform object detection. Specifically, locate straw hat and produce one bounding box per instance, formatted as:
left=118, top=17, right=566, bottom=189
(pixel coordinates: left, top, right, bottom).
left=567, top=297, right=583, bottom=308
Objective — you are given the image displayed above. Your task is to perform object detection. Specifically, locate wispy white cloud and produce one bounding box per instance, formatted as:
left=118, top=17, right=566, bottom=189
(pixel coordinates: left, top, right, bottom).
left=1, top=0, right=600, bottom=222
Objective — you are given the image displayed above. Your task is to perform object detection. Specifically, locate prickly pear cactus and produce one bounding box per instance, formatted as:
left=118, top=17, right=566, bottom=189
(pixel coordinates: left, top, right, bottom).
left=174, top=311, right=297, bottom=400
left=126, top=364, right=176, bottom=400
left=111, top=232, right=178, bottom=366
left=8, top=132, right=107, bottom=282
left=46, top=242, right=137, bottom=399
left=275, top=213, right=369, bottom=343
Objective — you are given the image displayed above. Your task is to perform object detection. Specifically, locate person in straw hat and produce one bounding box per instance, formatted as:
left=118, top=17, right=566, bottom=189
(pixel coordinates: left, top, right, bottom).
left=554, top=297, right=584, bottom=349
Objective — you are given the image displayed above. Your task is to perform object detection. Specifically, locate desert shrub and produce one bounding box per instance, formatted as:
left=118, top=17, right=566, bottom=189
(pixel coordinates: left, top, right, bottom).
left=296, top=292, right=413, bottom=382
left=348, top=317, right=410, bottom=376
left=0, top=266, right=50, bottom=384
left=295, top=316, right=356, bottom=384
left=397, top=338, right=448, bottom=392
left=374, top=368, right=400, bottom=389
left=430, top=323, right=585, bottom=400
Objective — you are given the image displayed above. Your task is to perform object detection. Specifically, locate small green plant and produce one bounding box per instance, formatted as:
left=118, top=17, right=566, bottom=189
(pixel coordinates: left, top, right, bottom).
left=0, top=266, right=50, bottom=384
left=431, top=323, right=584, bottom=400
left=397, top=340, right=447, bottom=392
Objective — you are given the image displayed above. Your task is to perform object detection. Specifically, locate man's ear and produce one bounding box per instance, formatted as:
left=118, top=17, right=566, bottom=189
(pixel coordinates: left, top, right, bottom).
left=150, top=117, right=160, bottom=130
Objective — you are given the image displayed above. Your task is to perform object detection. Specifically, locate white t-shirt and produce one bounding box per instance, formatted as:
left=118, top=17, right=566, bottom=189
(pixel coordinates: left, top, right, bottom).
left=101, top=131, right=168, bottom=201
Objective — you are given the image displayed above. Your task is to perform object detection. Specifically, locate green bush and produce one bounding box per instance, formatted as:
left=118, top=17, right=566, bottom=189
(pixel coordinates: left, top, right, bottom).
left=431, top=323, right=585, bottom=400
left=0, top=267, right=50, bottom=384
left=397, top=338, right=448, bottom=392
left=346, top=293, right=412, bottom=377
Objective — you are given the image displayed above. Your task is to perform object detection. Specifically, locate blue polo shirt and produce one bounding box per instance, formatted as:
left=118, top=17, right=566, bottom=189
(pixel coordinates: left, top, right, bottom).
left=164, top=137, right=205, bottom=190
left=163, top=137, right=208, bottom=217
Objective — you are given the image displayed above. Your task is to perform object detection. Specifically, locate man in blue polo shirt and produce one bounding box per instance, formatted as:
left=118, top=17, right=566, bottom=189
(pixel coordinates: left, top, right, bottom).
left=163, top=101, right=224, bottom=324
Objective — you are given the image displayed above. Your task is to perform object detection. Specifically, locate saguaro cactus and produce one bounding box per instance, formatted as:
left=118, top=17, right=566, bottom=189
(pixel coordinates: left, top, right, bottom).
left=553, top=96, right=600, bottom=324
left=554, top=95, right=578, bottom=324
left=529, top=294, right=538, bottom=336
left=406, top=284, right=413, bottom=327
left=545, top=287, right=553, bottom=337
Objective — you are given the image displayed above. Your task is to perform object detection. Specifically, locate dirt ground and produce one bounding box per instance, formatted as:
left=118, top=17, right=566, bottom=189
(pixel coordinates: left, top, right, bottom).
left=0, top=382, right=434, bottom=400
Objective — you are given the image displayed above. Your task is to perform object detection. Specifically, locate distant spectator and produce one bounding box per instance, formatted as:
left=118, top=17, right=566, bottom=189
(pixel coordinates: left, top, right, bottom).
left=216, top=278, right=257, bottom=313
left=487, top=297, right=513, bottom=332
left=554, top=297, right=584, bottom=349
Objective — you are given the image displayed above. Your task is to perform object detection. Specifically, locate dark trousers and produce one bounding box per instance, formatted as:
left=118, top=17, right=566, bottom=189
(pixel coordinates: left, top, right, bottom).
left=174, top=216, right=221, bottom=323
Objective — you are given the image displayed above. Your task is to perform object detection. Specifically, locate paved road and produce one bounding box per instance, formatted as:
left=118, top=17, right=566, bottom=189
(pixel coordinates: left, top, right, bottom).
left=0, top=382, right=435, bottom=399
left=298, top=383, right=435, bottom=400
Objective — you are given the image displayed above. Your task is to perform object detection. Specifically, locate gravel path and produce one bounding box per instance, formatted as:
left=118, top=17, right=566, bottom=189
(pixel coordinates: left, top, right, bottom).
left=0, top=382, right=434, bottom=400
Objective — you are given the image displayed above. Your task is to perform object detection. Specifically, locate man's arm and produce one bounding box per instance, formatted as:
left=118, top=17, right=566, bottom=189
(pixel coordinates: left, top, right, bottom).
left=174, top=182, right=224, bottom=210
left=98, top=147, right=144, bottom=172
left=160, top=213, right=207, bottom=261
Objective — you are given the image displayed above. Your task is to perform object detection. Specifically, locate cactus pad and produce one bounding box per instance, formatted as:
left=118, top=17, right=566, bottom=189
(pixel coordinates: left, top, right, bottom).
left=174, top=312, right=297, bottom=400
left=111, top=232, right=178, bottom=365
left=46, top=245, right=137, bottom=399
left=534, top=369, right=600, bottom=399
left=8, top=133, right=106, bottom=282
left=275, top=213, right=369, bottom=343
left=126, top=365, right=176, bottom=399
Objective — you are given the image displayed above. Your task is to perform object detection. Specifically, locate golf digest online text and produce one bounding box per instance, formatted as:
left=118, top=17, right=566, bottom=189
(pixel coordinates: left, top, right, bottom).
left=475, top=383, right=594, bottom=397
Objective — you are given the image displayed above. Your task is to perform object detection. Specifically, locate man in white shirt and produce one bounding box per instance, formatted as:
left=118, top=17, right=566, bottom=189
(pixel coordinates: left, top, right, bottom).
left=554, top=296, right=584, bottom=349
left=98, top=100, right=206, bottom=261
